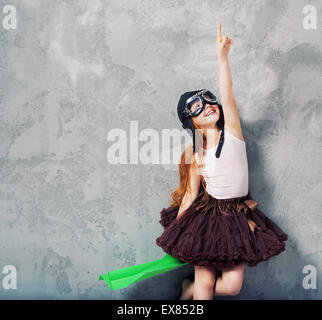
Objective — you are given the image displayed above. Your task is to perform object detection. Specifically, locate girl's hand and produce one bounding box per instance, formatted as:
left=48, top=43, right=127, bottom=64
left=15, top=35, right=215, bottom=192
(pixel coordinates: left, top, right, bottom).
left=217, top=23, right=233, bottom=62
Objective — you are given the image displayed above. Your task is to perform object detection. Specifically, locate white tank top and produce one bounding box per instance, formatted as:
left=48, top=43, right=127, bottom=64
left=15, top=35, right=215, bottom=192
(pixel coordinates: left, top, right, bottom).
left=201, top=128, right=249, bottom=199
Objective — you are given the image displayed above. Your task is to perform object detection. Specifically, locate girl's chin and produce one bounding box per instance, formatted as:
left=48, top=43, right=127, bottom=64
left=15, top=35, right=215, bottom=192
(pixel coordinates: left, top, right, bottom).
left=205, top=116, right=218, bottom=122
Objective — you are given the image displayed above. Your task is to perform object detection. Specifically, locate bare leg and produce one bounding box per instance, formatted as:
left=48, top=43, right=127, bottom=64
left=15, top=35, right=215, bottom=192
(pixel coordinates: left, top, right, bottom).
left=193, top=265, right=217, bottom=300
left=180, top=263, right=246, bottom=299
left=179, top=278, right=194, bottom=300
left=213, top=263, right=245, bottom=296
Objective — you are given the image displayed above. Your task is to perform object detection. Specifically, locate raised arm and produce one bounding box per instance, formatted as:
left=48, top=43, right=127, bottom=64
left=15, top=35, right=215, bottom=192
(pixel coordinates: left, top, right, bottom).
left=217, top=24, right=244, bottom=141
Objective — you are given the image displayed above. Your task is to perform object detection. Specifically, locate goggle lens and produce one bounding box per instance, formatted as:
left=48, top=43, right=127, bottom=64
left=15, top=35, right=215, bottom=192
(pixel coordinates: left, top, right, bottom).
left=184, top=89, right=219, bottom=118
left=203, top=90, right=217, bottom=102
left=187, top=97, right=202, bottom=113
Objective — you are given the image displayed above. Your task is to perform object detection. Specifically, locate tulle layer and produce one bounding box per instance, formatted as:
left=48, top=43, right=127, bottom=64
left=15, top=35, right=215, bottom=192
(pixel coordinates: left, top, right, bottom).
left=156, top=189, right=288, bottom=269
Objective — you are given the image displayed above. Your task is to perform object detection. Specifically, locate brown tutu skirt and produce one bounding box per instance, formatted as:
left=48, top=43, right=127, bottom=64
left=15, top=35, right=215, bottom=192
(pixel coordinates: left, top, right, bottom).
left=155, top=188, right=288, bottom=269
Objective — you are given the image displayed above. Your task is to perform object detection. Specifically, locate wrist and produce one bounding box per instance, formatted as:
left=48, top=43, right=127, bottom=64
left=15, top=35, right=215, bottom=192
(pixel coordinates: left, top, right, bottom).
left=218, top=57, right=229, bottom=64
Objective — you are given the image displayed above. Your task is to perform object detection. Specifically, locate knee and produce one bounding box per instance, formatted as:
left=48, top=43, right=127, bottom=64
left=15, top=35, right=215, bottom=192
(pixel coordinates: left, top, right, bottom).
left=196, top=279, right=216, bottom=291
left=229, top=283, right=242, bottom=296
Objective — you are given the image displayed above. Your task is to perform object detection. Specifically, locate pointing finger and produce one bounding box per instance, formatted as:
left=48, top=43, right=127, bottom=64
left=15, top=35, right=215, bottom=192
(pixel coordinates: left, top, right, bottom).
left=217, top=23, right=222, bottom=41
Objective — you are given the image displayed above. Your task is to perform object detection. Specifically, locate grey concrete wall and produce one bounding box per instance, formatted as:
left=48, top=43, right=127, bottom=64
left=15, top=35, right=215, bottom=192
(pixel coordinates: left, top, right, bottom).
left=0, top=0, right=321, bottom=300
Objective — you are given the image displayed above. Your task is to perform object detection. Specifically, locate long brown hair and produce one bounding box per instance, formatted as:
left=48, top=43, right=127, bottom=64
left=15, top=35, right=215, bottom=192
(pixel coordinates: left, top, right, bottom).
left=169, top=120, right=210, bottom=207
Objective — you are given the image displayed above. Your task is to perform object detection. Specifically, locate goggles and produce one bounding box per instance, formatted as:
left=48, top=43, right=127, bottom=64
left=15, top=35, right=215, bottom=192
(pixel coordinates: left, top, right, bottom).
left=183, top=89, right=219, bottom=118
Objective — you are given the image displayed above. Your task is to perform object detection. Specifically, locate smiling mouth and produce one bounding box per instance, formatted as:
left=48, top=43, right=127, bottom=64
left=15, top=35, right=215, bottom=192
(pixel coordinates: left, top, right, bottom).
left=206, top=109, right=217, bottom=117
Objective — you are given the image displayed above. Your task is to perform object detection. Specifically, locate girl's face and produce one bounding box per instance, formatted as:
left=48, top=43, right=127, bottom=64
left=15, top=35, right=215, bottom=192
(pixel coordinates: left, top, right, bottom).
left=191, top=100, right=221, bottom=129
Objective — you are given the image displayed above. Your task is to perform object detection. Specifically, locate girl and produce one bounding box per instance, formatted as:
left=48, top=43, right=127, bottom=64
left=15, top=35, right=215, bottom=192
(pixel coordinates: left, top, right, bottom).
left=155, top=24, right=288, bottom=300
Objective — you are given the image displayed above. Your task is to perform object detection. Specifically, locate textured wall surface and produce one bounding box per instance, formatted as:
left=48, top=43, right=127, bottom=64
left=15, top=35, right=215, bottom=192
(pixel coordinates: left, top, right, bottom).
left=0, top=0, right=321, bottom=300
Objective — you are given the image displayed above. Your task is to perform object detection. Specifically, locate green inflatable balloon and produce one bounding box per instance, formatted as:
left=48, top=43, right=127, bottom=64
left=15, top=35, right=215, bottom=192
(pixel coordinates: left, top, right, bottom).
left=99, top=254, right=188, bottom=290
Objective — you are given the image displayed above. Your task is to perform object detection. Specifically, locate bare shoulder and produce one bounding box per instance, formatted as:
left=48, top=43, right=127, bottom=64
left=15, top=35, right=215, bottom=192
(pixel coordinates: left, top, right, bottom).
left=225, top=124, right=245, bottom=142
left=185, top=143, right=194, bottom=154
left=185, top=144, right=202, bottom=175
left=184, top=143, right=193, bottom=159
